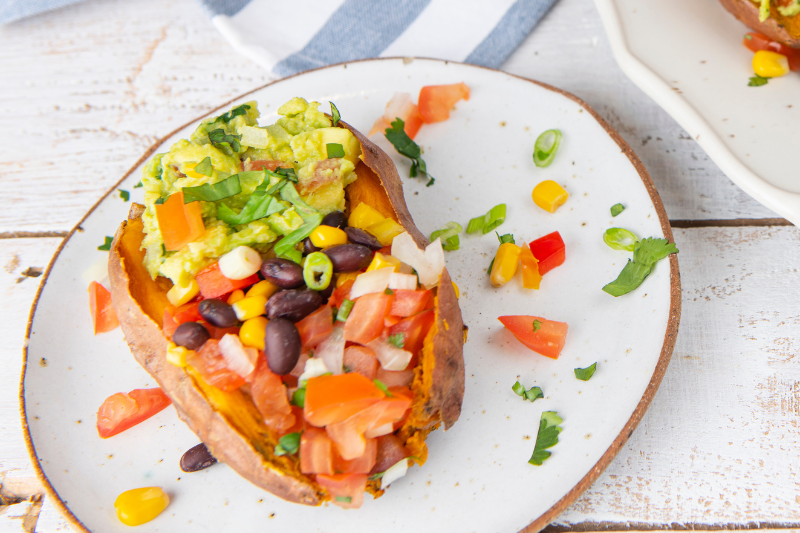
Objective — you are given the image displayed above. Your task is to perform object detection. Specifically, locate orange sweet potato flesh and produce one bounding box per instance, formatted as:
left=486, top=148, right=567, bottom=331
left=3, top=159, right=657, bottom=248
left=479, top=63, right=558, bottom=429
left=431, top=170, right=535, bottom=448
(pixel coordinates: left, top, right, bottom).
left=108, top=121, right=465, bottom=505
left=718, top=0, right=800, bottom=47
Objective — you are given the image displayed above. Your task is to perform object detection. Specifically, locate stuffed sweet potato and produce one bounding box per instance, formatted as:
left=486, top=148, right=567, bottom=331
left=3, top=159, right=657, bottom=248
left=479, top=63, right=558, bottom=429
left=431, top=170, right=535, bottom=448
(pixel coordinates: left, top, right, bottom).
left=108, top=99, right=465, bottom=507
left=719, top=0, right=800, bottom=47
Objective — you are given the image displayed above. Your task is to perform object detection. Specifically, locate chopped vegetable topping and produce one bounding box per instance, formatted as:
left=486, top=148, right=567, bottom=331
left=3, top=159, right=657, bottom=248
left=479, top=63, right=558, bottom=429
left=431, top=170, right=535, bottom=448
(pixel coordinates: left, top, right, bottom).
left=384, top=118, right=434, bottom=186
left=532, top=319, right=541, bottom=332
left=512, top=381, right=543, bottom=402
left=387, top=333, right=405, bottom=349
left=748, top=75, right=769, bottom=87
left=118, top=189, right=130, bottom=202
left=574, top=363, right=597, bottom=381
left=610, top=203, right=625, bottom=217
left=274, top=432, right=301, bottom=456
left=216, top=178, right=285, bottom=226
left=373, top=379, right=394, bottom=397
left=97, top=236, right=113, bottom=251
left=529, top=411, right=562, bottom=466
left=208, top=128, right=242, bottom=154
left=326, top=143, right=345, bottom=159
left=291, top=387, right=306, bottom=408
left=418, top=83, right=470, bottom=123
left=529, top=232, right=565, bottom=275
left=303, top=251, right=334, bottom=291
left=193, top=156, right=214, bottom=177
left=532, top=180, right=568, bottom=213
left=484, top=204, right=506, bottom=234
left=496, top=232, right=515, bottom=245
left=430, top=221, right=462, bottom=251
left=533, top=129, right=562, bottom=168
left=498, top=315, right=568, bottom=359
left=217, top=103, right=251, bottom=123
left=336, top=300, right=354, bottom=322
left=330, top=101, right=341, bottom=127
left=603, top=227, right=638, bottom=252
left=182, top=175, right=242, bottom=203
left=133, top=181, right=143, bottom=188
left=335, top=496, right=353, bottom=503
left=603, top=237, right=679, bottom=296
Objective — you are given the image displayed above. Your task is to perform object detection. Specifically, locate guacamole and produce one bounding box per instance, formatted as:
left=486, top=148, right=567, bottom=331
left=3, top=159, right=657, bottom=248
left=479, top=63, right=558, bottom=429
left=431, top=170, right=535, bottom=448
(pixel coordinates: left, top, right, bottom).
left=139, top=98, right=361, bottom=285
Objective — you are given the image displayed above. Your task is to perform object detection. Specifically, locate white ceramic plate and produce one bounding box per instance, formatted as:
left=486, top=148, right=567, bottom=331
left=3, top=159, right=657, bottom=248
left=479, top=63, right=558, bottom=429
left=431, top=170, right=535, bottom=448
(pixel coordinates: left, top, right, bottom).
left=22, top=58, right=679, bottom=533
left=594, top=0, right=800, bottom=224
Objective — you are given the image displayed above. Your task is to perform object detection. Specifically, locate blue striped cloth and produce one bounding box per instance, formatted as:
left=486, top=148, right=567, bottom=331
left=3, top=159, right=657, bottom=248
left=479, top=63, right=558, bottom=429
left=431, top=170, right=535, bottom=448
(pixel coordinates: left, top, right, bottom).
left=4, top=0, right=558, bottom=77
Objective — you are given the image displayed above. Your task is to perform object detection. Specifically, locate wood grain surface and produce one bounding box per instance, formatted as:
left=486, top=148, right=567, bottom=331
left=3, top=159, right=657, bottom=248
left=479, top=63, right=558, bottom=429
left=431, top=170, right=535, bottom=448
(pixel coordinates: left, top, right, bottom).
left=0, top=0, right=795, bottom=530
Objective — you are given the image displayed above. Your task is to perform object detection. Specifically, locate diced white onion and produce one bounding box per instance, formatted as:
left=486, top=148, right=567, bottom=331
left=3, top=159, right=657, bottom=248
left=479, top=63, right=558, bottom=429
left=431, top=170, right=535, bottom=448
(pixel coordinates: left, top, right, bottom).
left=365, top=422, right=394, bottom=439
left=298, top=357, right=330, bottom=384
left=82, top=254, right=109, bottom=287
left=391, top=233, right=445, bottom=289
left=376, top=367, right=414, bottom=388
left=388, top=272, right=417, bottom=291
left=218, top=334, right=258, bottom=377
left=350, top=267, right=394, bottom=299
left=218, top=246, right=262, bottom=280
left=240, top=125, right=270, bottom=149
left=367, top=337, right=413, bottom=371
left=381, top=458, right=409, bottom=488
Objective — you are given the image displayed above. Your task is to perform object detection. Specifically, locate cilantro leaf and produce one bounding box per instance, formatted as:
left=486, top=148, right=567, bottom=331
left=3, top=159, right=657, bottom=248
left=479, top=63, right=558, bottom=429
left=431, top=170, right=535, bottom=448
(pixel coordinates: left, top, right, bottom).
left=602, top=237, right=678, bottom=297
left=496, top=232, right=515, bottom=245
left=118, top=189, right=130, bottom=202
left=634, top=237, right=679, bottom=266
left=512, top=381, right=543, bottom=403
left=274, top=432, right=301, bottom=456
left=387, top=333, right=405, bottom=349
left=384, top=118, right=434, bottom=185
left=574, top=362, right=597, bottom=381
left=97, top=236, right=113, bottom=251
left=532, top=319, right=541, bottom=332
left=748, top=75, right=769, bottom=87
left=330, top=102, right=341, bottom=127
left=610, top=203, right=625, bottom=217
left=528, top=411, right=562, bottom=466
left=373, top=379, right=394, bottom=397
left=208, top=128, right=242, bottom=154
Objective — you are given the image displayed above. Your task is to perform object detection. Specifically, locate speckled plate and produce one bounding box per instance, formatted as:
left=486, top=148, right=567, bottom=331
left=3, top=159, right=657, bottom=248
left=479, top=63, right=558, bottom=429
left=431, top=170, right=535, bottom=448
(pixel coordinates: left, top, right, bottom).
left=21, top=58, right=680, bottom=533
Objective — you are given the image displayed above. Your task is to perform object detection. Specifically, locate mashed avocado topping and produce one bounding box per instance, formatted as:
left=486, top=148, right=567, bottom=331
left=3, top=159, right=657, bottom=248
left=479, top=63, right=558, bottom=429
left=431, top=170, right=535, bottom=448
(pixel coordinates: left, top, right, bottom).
left=140, top=98, right=361, bottom=284
left=779, top=0, right=800, bottom=17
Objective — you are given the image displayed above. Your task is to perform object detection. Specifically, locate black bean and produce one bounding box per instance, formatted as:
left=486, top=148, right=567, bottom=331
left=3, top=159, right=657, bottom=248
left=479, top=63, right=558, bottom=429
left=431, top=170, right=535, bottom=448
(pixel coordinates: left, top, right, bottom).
left=318, top=281, right=335, bottom=303
left=345, top=227, right=383, bottom=251
left=198, top=299, right=238, bottom=328
left=265, top=290, right=323, bottom=322
left=321, top=210, right=347, bottom=229
left=303, top=237, right=321, bottom=255
left=171, top=322, right=210, bottom=350
left=324, top=244, right=372, bottom=272
left=180, top=443, right=217, bottom=472
left=260, top=258, right=305, bottom=289
left=264, top=318, right=302, bottom=375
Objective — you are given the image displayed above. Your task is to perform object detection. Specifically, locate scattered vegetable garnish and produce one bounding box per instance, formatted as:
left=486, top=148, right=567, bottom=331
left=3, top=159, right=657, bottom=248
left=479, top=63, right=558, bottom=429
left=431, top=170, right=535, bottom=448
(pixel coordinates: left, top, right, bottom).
left=373, top=379, right=394, bottom=397
left=528, top=411, right=562, bottom=466
left=532, top=319, right=542, bottom=332
left=336, top=300, right=354, bottom=322
left=574, top=363, right=597, bottom=381
left=602, top=237, right=679, bottom=296
left=496, top=232, right=515, bottom=245
left=418, top=83, right=471, bottom=123
left=603, top=227, right=638, bottom=251
left=155, top=192, right=206, bottom=251
left=291, top=387, right=306, bottom=408
left=610, top=203, right=625, bottom=217
left=216, top=103, right=250, bottom=123
left=490, top=241, right=520, bottom=287
left=97, top=236, right=113, bottom=251
left=387, top=333, right=405, bottom=349
left=330, top=101, right=341, bottom=126
left=193, top=156, right=214, bottom=177
left=216, top=177, right=285, bottom=226
left=498, top=315, right=568, bottom=359
left=89, top=281, right=120, bottom=334
left=274, top=432, right=301, bottom=456
left=96, top=388, right=171, bottom=438
left=326, top=143, right=345, bottom=159
left=532, top=180, right=568, bottom=213
left=484, top=204, right=507, bottom=234
left=273, top=212, right=324, bottom=260
left=208, top=128, right=242, bottom=154
left=118, top=189, right=130, bottom=202
left=533, top=129, right=562, bottom=168
left=749, top=75, right=770, bottom=87
left=182, top=174, right=242, bottom=203
left=430, top=221, right=462, bottom=251
left=114, top=487, right=170, bottom=526
left=303, top=252, right=334, bottom=291
left=529, top=232, right=565, bottom=275
left=753, top=50, right=791, bottom=78
left=384, top=118, right=434, bottom=186
left=335, top=496, right=353, bottom=503
left=512, top=381, right=543, bottom=403
left=133, top=181, right=143, bottom=188
left=384, top=287, right=395, bottom=295
left=518, top=243, right=541, bottom=290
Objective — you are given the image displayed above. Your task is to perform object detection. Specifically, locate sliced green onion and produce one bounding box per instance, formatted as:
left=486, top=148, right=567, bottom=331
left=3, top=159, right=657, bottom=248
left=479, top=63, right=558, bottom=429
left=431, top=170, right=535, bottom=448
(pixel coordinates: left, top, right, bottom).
left=193, top=157, right=213, bottom=177
left=373, top=379, right=394, bottom=397
left=336, top=300, right=354, bottom=322
left=118, top=189, right=130, bottom=202
left=274, top=432, right=301, bottom=456
left=182, top=175, right=241, bottom=203
left=303, top=251, right=333, bottom=291
left=291, top=387, right=306, bottom=408
left=574, top=362, right=597, bottom=381
left=280, top=248, right=303, bottom=264
left=533, top=129, right=562, bottom=168
left=465, top=216, right=485, bottom=234
left=97, top=236, right=113, bottom=251
left=512, top=381, right=543, bottom=403
left=603, top=227, right=638, bottom=251
left=430, top=221, right=462, bottom=251
left=330, top=102, right=341, bottom=127
left=483, top=204, right=506, bottom=234
left=335, top=496, right=352, bottom=503
left=326, top=143, right=345, bottom=159
left=610, top=203, right=625, bottom=217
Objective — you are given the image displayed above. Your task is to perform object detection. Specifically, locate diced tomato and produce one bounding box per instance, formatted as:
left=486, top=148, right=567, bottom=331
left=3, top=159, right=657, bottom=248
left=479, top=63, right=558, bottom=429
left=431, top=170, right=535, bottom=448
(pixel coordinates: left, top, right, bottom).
left=244, top=160, right=284, bottom=172
left=334, top=438, right=377, bottom=474
left=207, top=325, right=240, bottom=340
left=343, top=293, right=393, bottom=345
left=368, top=92, right=424, bottom=140
left=343, top=345, right=379, bottom=379
left=296, top=305, right=334, bottom=349
left=370, top=434, right=409, bottom=475
left=326, top=391, right=411, bottom=459
left=282, top=405, right=305, bottom=436
left=88, top=281, right=119, bottom=334
left=329, top=279, right=354, bottom=310
left=498, top=315, right=568, bottom=359
left=390, top=289, right=432, bottom=317
left=316, top=473, right=367, bottom=509
left=384, top=315, right=402, bottom=328
left=154, top=191, right=206, bottom=251
left=378, top=246, right=392, bottom=256
left=300, top=427, right=334, bottom=475
left=743, top=32, right=800, bottom=71
left=162, top=308, right=179, bottom=339
left=418, top=83, right=470, bottom=123
left=518, top=243, right=542, bottom=290
left=376, top=367, right=414, bottom=388
left=529, top=231, right=565, bottom=275
left=196, top=262, right=260, bottom=299
left=387, top=309, right=434, bottom=357
left=282, top=374, right=299, bottom=388
left=173, top=302, right=202, bottom=324
left=250, top=357, right=295, bottom=434
left=304, top=374, right=384, bottom=427
left=96, top=388, right=171, bottom=438
left=187, top=339, right=246, bottom=391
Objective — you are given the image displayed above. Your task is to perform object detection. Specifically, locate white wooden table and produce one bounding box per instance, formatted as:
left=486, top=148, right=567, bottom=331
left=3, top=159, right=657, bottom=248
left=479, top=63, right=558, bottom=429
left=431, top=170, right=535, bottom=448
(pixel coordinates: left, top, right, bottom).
left=1, top=0, right=797, bottom=530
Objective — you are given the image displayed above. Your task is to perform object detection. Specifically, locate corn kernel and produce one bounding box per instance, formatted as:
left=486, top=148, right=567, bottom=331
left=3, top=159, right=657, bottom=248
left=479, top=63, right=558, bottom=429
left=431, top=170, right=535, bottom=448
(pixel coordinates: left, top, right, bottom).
left=166, top=278, right=199, bottom=307
left=336, top=272, right=359, bottom=287
left=348, top=202, right=386, bottom=230
left=227, top=289, right=245, bottom=305
left=753, top=50, right=790, bottom=78
left=490, top=243, right=521, bottom=287
left=366, top=252, right=401, bottom=272
left=240, top=317, right=268, bottom=350
left=366, top=218, right=405, bottom=246
left=166, top=342, right=190, bottom=368
left=452, top=281, right=460, bottom=298
left=532, top=180, right=569, bottom=213
left=184, top=163, right=206, bottom=180
left=114, top=487, right=170, bottom=526
left=246, top=280, right=279, bottom=299
left=309, top=225, right=348, bottom=248
left=232, top=296, right=267, bottom=321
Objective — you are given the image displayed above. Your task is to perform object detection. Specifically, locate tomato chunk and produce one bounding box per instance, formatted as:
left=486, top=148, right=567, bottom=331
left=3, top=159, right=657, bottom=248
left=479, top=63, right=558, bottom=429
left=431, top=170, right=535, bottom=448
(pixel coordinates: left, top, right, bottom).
left=186, top=339, right=246, bottom=391
left=743, top=32, right=800, bottom=71
left=498, top=315, right=568, bottom=359
left=96, top=388, right=171, bottom=438
left=326, top=391, right=411, bottom=459
left=296, top=305, right=334, bottom=349
left=250, top=357, right=295, bottom=434
left=88, top=281, right=119, bottom=334
left=172, top=302, right=202, bottom=324
left=418, top=83, right=471, bottom=123
left=343, top=345, right=379, bottom=379
left=154, top=191, right=206, bottom=251
left=390, top=289, right=432, bottom=317
left=304, top=374, right=384, bottom=427
left=529, top=231, right=565, bottom=275
left=300, top=426, right=334, bottom=475
left=387, top=309, right=434, bottom=357
left=328, top=279, right=354, bottom=310
left=316, top=473, right=367, bottom=509
left=334, top=438, right=377, bottom=474
left=162, top=309, right=179, bottom=339
left=343, top=293, right=393, bottom=345
left=196, top=262, right=260, bottom=299
left=368, top=92, right=424, bottom=139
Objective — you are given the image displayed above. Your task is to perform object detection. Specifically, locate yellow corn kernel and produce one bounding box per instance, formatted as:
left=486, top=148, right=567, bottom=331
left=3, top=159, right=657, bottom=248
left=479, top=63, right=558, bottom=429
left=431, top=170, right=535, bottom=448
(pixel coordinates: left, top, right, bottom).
left=114, top=487, right=170, bottom=526
left=336, top=272, right=359, bottom=287
left=227, top=289, right=245, bottom=305
left=366, top=252, right=401, bottom=272
left=753, top=50, right=790, bottom=78
left=348, top=202, right=386, bottom=230
left=240, top=317, right=268, bottom=350
left=184, top=163, right=206, bottom=180
left=490, top=243, right=521, bottom=287
left=166, top=342, right=190, bottom=368
left=232, top=295, right=267, bottom=321
left=452, top=281, right=460, bottom=298
left=246, top=279, right=279, bottom=299
left=366, top=218, right=405, bottom=246
left=532, top=180, right=569, bottom=213
left=309, top=225, right=348, bottom=248
left=166, top=278, right=199, bottom=307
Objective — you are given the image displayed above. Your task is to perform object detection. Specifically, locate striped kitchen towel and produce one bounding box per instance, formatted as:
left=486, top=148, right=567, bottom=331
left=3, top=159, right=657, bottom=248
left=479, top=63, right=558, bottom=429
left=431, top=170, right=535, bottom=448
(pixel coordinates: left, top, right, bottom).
left=4, top=0, right=559, bottom=77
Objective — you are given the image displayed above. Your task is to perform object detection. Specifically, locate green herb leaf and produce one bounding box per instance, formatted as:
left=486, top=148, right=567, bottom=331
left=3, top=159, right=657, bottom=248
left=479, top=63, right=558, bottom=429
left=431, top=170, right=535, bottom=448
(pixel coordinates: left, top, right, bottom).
left=533, top=129, right=562, bottom=168
left=274, top=213, right=323, bottom=258
left=183, top=175, right=242, bottom=203
left=335, top=496, right=352, bottom=503
left=384, top=288, right=394, bottom=295
left=193, top=156, right=214, bottom=177
left=161, top=243, right=167, bottom=255
left=326, top=143, right=345, bottom=159
left=330, top=102, right=341, bottom=127
left=217, top=192, right=279, bottom=226
left=744, top=33, right=753, bottom=40
left=512, top=381, right=544, bottom=402
left=465, top=216, right=485, bottom=234
left=279, top=182, right=314, bottom=211
left=532, top=319, right=542, bottom=332
left=118, top=189, right=130, bottom=202
left=208, top=128, right=242, bottom=154
left=373, top=379, right=394, bottom=397
left=602, top=237, right=678, bottom=296
left=483, top=204, right=506, bottom=234
left=154, top=196, right=167, bottom=205
left=97, top=236, right=113, bottom=251
left=748, top=75, right=769, bottom=87
left=487, top=257, right=495, bottom=274
left=634, top=237, right=679, bottom=266
left=387, top=333, right=405, bottom=349
left=431, top=221, right=463, bottom=251
left=133, top=181, right=143, bottom=188
left=496, top=232, right=515, bottom=245
left=574, top=362, right=597, bottom=381
left=610, top=203, right=625, bottom=217
left=274, top=432, right=301, bottom=456
left=272, top=166, right=298, bottom=183
left=336, top=300, right=354, bottom=322
left=385, top=118, right=434, bottom=185
left=528, top=411, right=562, bottom=466
left=291, top=387, right=306, bottom=408
left=603, top=227, right=638, bottom=252
left=216, top=104, right=251, bottom=124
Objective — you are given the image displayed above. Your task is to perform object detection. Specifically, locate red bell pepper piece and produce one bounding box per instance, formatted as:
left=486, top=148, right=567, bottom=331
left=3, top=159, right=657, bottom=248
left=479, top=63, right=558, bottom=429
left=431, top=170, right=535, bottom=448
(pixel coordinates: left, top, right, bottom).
left=195, top=262, right=259, bottom=299
left=529, top=231, right=565, bottom=275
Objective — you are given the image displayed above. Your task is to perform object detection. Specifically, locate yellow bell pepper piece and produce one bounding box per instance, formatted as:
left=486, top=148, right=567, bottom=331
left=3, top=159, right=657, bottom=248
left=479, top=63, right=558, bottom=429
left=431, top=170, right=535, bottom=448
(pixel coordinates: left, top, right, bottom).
left=246, top=280, right=279, bottom=299
left=336, top=272, right=359, bottom=287
left=166, top=342, right=190, bottom=368
left=309, top=225, right=348, bottom=248
left=532, top=180, right=569, bottom=213
left=114, top=487, right=170, bottom=526
left=166, top=278, right=199, bottom=307
left=232, top=296, right=267, bottom=321
left=366, top=252, right=401, bottom=272
left=240, top=317, right=268, bottom=350
left=348, top=202, right=386, bottom=230
left=753, top=50, right=790, bottom=78
left=366, top=218, right=405, bottom=246
left=227, top=289, right=245, bottom=305
left=490, top=243, right=521, bottom=287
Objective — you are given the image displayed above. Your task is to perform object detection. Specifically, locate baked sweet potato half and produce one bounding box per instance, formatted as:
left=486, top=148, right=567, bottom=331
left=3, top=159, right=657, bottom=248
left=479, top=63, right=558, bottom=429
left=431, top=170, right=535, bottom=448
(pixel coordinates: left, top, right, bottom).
left=719, top=0, right=800, bottom=47
left=108, top=100, right=465, bottom=507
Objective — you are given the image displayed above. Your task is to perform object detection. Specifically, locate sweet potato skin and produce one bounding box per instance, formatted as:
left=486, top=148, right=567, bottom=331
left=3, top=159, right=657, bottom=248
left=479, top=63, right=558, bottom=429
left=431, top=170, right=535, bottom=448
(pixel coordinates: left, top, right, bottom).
left=718, top=0, right=800, bottom=48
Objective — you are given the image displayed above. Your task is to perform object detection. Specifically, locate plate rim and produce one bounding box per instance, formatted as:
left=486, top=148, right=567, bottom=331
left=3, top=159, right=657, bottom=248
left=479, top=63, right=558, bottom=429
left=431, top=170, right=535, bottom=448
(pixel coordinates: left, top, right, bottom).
left=18, top=56, right=681, bottom=533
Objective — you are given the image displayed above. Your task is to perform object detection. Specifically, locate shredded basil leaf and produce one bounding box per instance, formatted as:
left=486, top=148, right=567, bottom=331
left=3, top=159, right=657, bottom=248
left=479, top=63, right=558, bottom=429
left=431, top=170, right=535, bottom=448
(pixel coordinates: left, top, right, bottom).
left=118, top=189, right=130, bottom=202
left=154, top=196, right=167, bottom=205
left=368, top=472, right=384, bottom=481
left=291, top=387, right=305, bottom=408
left=182, top=175, right=242, bottom=203
left=326, top=143, right=345, bottom=159
left=274, top=432, right=301, bottom=456
left=133, top=181, right=143, bottom=188
left=97, top=236, right=113, bottom=251
left=387, top=333, right=405, bottom=349
left=610, top=203, right=625, bottom=217
left=603, top=237, right=678, bottom=296
left=270, top=166, right=298, bottom=183
left=748, top=75, right=769, bottom=87
left=208, top=128, right=242, bottom=154
left=216, top=104, right=251, bottom=124
left=193, top=157, right=213, bottom=177
left=574, top=363, right=597, bottom=381
left=384, top=118, right=434, bottom=186
left=373, top=379, right=394, bottom=397
left=217, top=174, right=286, bottom=225
left=529, top=411, right=562, bottom=466
left=330, top=101, right=341, bottom=127
left=532, top=319, right=542, bottom=332
left=512, top=381, right=543, bottom=403
left=274, top=213, right=323, bottom=258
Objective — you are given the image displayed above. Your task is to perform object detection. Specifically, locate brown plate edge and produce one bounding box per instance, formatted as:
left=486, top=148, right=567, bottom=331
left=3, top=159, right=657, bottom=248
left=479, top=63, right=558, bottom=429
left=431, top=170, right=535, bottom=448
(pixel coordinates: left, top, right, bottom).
left=17, top=57, right=681, bottom=533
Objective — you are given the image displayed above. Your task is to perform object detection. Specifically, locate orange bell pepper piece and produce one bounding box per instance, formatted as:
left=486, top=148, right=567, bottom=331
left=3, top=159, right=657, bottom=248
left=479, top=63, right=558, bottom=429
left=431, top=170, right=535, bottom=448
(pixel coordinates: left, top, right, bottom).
left=304, top=374, right=384, bottom=428
left=155, top=191, right=205, bottom=251
left=518, top=243, right=542, bottom=290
